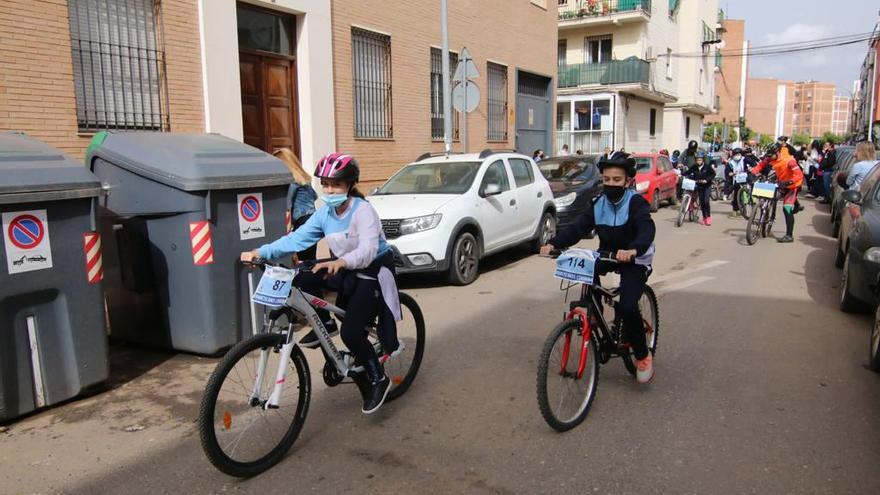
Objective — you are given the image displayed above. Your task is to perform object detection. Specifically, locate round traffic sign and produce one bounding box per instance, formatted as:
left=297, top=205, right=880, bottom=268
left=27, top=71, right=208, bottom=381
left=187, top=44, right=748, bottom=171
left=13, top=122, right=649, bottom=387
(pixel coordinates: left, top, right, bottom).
left=239, top=195, right=262, bottom=222
left=7, top=214, right=44, bottom=249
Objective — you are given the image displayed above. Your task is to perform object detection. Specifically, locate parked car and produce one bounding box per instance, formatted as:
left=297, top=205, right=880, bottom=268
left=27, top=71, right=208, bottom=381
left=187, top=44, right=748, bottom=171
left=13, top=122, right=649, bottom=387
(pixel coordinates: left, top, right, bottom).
left=836, top=161, right=880, bottom=268
left=632, top=153, right=679, bottom=212
left=369, top=150, right=555, bottom=285
left=537, top=155, right=602, bottom=229
left=870, top=305, right=880, bottom=372
left=829, top=145, right=855, bottom=236
left=837, top=186, right=880, bottom=313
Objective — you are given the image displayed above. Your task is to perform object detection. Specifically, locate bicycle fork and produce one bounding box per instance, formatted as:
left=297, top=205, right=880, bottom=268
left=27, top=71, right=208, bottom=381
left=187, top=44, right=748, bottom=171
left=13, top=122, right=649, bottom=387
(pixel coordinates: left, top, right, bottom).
left=251, top=322, right=298, bottom=410
left=560, top=311, right=592, bottom=379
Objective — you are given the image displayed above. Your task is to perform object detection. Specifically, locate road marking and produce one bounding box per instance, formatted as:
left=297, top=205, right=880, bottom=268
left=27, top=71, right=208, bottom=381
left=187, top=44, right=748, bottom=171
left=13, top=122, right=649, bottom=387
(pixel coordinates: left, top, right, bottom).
left=654, top=275, right=717, bottom=295
left=650, top=260, right=730, bottom=285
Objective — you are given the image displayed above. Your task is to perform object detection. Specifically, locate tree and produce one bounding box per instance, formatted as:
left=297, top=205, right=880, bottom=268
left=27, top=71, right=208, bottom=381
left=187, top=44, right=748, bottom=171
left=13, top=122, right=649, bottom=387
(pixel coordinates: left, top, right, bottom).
left=758, top=134, right=774, bottom=149
left=821, top=131, right=845, bottom=145
left=791, top=132, right=811, bottom=146
left=703, top=122, right=736, bottom=144
left=740, top=126, right=754, bottom=143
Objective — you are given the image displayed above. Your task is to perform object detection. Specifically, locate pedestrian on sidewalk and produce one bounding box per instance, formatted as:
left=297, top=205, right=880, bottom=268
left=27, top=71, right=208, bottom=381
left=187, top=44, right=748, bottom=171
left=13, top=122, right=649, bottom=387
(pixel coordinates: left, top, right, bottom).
left=819, top=140, right=837, bottom=203
left=846, top=142, right=880, bottom=191
left=275, top=148, right=318, bottom=261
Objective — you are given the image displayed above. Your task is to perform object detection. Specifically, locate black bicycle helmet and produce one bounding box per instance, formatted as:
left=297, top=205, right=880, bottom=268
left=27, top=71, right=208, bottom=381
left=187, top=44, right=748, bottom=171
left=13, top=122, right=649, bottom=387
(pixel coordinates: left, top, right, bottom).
left=732, top=147, right=743, bottom=155
left=597, top=151, right=637, bottom=178
left=687, top=140, right=699, bottom=152
left=764, top=143, right=781, bottom=157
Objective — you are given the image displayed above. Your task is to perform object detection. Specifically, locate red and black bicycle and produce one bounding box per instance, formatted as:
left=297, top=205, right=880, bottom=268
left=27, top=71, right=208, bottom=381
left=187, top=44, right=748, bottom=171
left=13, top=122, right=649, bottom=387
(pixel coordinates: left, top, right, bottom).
left=536, top=250, right=659, bottom=432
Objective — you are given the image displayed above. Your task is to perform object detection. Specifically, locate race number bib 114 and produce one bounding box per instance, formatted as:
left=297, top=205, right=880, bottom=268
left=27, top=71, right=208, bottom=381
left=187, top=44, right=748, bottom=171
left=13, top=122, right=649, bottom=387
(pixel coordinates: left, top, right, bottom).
left=554, top=248, right=598, bottom=284
left=252, top=266, right=296, bottom=307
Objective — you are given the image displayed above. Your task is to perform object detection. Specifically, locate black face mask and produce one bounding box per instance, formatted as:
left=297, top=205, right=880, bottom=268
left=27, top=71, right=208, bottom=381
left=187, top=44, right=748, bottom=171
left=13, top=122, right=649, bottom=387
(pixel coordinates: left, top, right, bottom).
left=603, top=185, right=625, bottom=202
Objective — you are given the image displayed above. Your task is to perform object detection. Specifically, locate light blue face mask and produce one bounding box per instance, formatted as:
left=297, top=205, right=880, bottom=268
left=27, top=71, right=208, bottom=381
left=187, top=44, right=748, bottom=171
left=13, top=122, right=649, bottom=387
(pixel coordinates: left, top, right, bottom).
left=322, top=193, right=348, bottom=208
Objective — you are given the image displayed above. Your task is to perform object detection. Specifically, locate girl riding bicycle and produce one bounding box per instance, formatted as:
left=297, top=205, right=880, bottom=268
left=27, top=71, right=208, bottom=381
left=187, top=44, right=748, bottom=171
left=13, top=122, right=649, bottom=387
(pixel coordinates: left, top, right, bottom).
left=241, top=152, right=400, bottom=414
left=540, top=151, right=657, bottom=383
left=685, top=150, right=716, bottom=226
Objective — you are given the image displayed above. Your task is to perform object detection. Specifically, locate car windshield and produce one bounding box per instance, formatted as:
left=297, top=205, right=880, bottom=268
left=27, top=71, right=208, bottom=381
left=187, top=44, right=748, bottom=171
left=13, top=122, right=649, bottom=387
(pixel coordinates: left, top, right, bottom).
left=374, top=161, right=480, bottom=195
left=634, top=157, right=652, bottom=173
left=539, top=156, right=598, bottom=181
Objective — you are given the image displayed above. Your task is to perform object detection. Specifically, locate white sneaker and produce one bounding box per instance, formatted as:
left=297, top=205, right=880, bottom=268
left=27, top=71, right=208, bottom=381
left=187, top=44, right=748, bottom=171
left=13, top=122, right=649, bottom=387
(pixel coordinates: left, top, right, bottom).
left=636, top=355, right=654, bottom=384
left=379, top=340, right=406, bottom=364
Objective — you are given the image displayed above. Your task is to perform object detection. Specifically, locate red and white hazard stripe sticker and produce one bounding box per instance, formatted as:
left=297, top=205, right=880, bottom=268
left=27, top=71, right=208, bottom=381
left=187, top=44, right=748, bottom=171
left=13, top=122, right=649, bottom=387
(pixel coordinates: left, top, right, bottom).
left=83, top=232, right=103, bottom=284
left=189, top=221, right=214, bottom=265
left=285, top=211, right=292, bottom=233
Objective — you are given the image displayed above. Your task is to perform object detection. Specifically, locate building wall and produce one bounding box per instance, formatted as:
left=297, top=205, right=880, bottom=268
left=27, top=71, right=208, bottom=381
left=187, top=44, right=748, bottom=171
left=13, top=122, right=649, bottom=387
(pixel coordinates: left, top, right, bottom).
left=198, top=0, right=336, bottom=173
left=783, top=81, right=835, bottom=137
left=331, top=0, right=557, bottom=184
left=744, top=78, right=780, bottom=138
left=0, top=0, right=204, bottom=161
left=618, top=96, right=663, bottom=152
left=706, top=19, right=745, bottom=126
left=831, top=95, right=852, bottom=136
left=674, top=0, right=718, bottom=112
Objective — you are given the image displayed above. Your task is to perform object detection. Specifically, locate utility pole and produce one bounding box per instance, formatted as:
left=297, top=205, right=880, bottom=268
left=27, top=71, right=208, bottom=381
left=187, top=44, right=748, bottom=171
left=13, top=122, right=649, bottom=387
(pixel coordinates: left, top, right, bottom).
left=441, top=0, right=452, bottom=154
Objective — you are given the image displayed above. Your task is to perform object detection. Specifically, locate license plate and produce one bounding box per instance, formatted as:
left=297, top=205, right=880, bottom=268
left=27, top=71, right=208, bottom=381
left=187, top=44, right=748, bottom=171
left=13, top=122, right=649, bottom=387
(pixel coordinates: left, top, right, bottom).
left=554, top=248, right=598, bottom=284
left=735, top=172, right=748, bottom=184
left=252, top=266, right=297, bottom=307
left=682, top=178, right=697, bottom=191
left=752, top=182, right=777, bottom=199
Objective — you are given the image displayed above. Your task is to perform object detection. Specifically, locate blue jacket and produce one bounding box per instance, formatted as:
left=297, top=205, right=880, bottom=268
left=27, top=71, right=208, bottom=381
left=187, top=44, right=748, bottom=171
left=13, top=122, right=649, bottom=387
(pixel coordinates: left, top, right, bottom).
left=287, top=183, right=317, bottom=222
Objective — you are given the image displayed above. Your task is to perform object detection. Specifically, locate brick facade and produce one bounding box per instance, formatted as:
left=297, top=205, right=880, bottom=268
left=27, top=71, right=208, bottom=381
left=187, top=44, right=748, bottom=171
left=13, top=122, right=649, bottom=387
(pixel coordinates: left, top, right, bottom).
left=331, top=0, right=557, bottom=185
left=0, top=0, right=204, bottom=161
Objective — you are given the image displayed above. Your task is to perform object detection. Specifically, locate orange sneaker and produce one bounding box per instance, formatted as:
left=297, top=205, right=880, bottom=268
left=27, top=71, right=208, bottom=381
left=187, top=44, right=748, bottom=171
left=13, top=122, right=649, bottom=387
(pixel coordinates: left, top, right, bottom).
left=636, top=355, right=654, bottom=384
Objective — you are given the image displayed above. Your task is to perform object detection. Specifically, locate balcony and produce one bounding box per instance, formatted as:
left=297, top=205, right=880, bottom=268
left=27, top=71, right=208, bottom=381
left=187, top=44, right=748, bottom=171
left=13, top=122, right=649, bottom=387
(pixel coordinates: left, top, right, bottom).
left=558, top=58, right=650, bottom=88
left=558, top=0, right=651, bottom=30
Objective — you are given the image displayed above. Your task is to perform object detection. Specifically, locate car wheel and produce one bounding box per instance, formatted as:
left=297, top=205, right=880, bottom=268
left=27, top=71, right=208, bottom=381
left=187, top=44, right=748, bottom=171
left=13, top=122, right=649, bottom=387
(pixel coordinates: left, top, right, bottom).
left=834, top=237, right=846, bottom=269
left=840, top=253, right=868, bottom=313
left=447, top=232, right=479, bottom=286
left=649, top=190, right=660, bottom=212
left=531, top=212, right=556, bottom=254
left=870, top=305, right=880, bottom=372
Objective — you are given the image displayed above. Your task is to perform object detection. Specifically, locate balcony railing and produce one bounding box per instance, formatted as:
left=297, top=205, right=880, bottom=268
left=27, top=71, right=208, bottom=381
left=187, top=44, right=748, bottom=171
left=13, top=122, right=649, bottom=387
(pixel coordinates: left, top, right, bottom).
left=558, top=58, right=650, bottom=88
left=556, top=130, right=614, bottom=155
left=558, top=0, right=652, bottom=21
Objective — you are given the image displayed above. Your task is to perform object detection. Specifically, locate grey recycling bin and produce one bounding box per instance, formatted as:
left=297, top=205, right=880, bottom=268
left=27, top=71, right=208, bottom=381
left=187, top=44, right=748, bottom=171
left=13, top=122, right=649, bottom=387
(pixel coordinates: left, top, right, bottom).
left=86, top=132, right=292, bottom=355
left=0, top=132, right=108, bottom=422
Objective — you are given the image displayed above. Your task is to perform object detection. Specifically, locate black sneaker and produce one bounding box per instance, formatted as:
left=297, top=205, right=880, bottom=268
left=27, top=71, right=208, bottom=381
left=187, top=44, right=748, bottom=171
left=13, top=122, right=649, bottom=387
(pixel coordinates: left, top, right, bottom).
left=362, top=359, right=391, bottom=414
left=777, top=235, right=794, bottom=243
left=299, top=320, right=339, bottom=349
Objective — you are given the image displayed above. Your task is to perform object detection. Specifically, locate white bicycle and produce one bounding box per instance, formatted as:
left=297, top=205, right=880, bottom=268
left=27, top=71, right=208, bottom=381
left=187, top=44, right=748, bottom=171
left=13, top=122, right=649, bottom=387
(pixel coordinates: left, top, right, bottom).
left=198, top=258, right=425, bottom=477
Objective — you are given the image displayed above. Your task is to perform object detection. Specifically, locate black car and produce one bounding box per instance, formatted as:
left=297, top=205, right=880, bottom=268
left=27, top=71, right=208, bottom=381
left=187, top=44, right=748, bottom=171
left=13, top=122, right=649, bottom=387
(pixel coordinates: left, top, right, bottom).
left=538, top=155, right=602, bottom=229
left=829, top=145, right=855, bottom=236
left=837, top=177, right=880, bottom=313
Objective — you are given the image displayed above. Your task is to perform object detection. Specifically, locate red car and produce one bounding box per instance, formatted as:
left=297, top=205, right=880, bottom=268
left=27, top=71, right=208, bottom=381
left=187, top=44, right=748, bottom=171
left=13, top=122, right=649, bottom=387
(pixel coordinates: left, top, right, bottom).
left=632, top=153, right=679, bottom=212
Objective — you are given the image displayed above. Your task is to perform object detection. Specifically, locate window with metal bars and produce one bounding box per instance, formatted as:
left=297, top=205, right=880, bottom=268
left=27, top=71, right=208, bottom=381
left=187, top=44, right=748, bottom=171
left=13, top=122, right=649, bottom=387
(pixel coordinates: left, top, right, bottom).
left=430, top=47, right=459, bottom=141
left=68, top=0, right=169, bottom=132
left=352, top=27, right=393, bottom=139
left=487, top=62, right=508, bottom=141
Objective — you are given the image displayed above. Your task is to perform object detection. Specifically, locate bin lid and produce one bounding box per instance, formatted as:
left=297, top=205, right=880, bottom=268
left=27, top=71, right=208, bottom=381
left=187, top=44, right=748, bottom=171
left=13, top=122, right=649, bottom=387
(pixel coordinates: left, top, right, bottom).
left=0, top=132, right=103, bottom=204
left=86, top=132, right=293, bottom=192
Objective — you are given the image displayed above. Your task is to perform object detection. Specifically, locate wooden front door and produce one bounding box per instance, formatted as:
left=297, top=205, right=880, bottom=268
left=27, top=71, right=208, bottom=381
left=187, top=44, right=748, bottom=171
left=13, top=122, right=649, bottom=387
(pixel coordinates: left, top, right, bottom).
left=237, top=4, right=299, bottom=154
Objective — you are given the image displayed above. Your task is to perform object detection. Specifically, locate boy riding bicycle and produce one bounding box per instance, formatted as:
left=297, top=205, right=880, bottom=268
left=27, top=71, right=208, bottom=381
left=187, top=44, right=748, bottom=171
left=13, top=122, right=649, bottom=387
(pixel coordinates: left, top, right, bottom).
left=540, top=152, right=657, bottom=383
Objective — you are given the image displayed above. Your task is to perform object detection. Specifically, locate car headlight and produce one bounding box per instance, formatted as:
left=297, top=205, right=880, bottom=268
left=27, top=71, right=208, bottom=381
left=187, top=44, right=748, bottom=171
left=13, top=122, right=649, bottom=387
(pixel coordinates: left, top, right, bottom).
left=636, top=181, right=650, bottom=193
left=399, top=214, right=442, bottom=236
left=554, top=192, right=577, bottom=208
left=864, top=247, right=880, bottom=264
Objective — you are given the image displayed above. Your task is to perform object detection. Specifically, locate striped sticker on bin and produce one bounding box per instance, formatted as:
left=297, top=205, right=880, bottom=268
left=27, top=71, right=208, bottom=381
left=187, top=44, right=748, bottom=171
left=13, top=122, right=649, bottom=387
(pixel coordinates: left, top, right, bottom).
left=189, top=221, right=214, bottom=265
left=83, top=232, right=103, bottom=284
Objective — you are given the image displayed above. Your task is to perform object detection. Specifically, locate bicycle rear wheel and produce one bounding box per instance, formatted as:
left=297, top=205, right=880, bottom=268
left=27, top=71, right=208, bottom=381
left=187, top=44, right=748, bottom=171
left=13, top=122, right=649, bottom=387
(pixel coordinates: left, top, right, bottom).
left=621, top=285, right=660, bottom=377
left=371, top=292, right=425, bottom=402
left=536, top=319, right=599, bottom=432
left=198, top=333, right=310, bottom=478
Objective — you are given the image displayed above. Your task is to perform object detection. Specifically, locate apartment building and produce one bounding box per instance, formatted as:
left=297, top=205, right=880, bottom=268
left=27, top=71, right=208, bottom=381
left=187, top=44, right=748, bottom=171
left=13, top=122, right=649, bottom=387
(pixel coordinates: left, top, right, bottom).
left=853, top=22, right=879, bottom=142
left=555, top=0, right=719, bottom=155
left=782, top=81, right=835, bottom=137
left=330, top=0, right=557, bottom=184
left=831, top=95, right=852, bottom=136
left=705, top=18, right=748, bottom=138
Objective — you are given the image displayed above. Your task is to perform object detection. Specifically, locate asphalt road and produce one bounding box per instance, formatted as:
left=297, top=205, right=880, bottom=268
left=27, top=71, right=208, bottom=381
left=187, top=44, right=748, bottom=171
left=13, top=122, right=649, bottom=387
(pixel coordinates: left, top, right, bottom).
left=2, top=197, right=879, bottom=495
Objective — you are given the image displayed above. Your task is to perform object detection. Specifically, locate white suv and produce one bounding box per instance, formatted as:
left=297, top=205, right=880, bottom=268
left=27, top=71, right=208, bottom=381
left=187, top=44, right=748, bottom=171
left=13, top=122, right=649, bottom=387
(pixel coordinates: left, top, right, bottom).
left=369, top=150, right=556, bottom=285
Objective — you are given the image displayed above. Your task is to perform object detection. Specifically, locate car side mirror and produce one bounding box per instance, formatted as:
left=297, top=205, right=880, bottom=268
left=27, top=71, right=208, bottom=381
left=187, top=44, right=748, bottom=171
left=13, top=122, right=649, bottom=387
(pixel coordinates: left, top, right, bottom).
left=841, top=189, right=862, bottom=205
left=481, top=183, right=502, bottom=197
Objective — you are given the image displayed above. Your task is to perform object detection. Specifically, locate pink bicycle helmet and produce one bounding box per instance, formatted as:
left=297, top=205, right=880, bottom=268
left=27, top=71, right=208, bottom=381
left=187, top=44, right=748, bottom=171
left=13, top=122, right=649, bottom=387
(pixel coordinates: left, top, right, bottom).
left=315, top=152, right=360, bottom=183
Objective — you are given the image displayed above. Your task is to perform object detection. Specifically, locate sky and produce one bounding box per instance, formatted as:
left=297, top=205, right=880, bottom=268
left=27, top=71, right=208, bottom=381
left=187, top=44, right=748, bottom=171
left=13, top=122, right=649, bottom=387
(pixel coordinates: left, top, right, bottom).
left=723, top=0, right=879, bottom=96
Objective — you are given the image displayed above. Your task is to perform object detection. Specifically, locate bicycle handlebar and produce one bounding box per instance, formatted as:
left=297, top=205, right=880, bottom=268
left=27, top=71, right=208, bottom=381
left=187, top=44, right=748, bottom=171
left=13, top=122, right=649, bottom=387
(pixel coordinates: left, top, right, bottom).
left=242, top=257, right=337, bottom=272
left=545, top=249, right=624, bottom=263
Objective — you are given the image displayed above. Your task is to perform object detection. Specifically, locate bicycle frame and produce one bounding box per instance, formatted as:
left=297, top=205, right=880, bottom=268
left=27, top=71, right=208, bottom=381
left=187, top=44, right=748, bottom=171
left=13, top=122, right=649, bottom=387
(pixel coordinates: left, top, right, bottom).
left=558, top=282, right=618, bottom=379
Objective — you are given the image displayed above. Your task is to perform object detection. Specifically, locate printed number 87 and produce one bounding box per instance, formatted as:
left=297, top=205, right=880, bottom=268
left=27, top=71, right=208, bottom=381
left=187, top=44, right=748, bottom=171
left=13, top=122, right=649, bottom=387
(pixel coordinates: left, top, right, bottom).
left=272, top=280, right=287, bottom=291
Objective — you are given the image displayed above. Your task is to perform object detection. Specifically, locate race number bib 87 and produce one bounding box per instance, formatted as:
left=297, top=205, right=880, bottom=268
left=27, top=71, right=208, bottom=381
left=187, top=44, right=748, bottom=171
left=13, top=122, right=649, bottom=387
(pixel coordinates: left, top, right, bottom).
left=554, top=248, right=598, bottom=284
left=252, top=266, right=296, bottom=307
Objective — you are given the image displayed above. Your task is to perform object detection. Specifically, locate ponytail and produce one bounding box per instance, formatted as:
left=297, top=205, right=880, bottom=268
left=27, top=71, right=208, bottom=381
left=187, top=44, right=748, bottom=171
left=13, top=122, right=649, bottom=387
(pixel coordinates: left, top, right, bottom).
left=348, top=186, right=366, bottom=199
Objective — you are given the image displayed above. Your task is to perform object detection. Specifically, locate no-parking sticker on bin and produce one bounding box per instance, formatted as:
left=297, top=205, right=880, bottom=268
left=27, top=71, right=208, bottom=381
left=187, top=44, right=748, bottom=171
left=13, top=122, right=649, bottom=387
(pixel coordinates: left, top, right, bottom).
left=237, top=193, right=265, bottom=240
left=3, top=209, right=53, bottom=274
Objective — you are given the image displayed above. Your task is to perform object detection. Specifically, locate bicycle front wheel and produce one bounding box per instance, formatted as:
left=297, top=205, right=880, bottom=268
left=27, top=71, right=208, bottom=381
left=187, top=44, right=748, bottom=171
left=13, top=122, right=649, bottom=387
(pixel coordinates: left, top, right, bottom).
left=676, top=195, right=689, bottom=227
left=739, top=188, right=752, bottom=220
left=536, top=319, right=599, bottom=432
left=198, top=333, right=311, bottom=478
left=746, top=200, right=763, bottom=245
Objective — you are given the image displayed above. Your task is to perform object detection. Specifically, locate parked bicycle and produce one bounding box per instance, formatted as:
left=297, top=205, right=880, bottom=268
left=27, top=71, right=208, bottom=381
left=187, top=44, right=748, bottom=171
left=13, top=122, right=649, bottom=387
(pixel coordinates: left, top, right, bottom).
left=676, top=178, right=700, bottom=227
left=536, top=249, right=659, bottom=432
left=746, top=176, right=779, bottom=245
left=710, top=176, right=726, bottom=202
left=198, top=258, right=425, bottom=477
